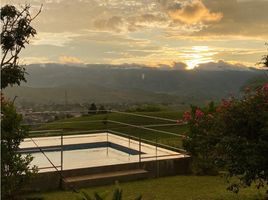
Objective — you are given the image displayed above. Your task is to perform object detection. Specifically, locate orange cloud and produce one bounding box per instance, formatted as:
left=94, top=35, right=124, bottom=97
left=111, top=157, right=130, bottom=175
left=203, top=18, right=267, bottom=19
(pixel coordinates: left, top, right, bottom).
left=168, top=0, right=223, bottom=24
left=59, top=56, right=83, bottom=64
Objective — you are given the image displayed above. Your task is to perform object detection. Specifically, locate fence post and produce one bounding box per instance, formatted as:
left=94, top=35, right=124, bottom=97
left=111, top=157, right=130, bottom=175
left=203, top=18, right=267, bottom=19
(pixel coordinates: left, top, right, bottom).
left=60, top=130, right=63, bottom=188
left=155, top=137, right=158, bottom=160
left=61, top=130, right=63, bottom=171
left=128, top=134, right=131, bottom=158
left=104, top=112, right=109, bottom=156
left=106, top=131, right=109, bottom=156
left=155, top=136, right=159, bottom=177
left=139, top=133, right=141, bottom=165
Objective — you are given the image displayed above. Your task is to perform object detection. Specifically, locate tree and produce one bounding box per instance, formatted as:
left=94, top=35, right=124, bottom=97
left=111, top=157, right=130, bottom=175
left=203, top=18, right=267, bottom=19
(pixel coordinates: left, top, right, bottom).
left=1, top=4, right=41, bottom=89
left=183, top=49, right=268, bottom=194
left=1, top=100, right=38, bottom=199
left=262, top=54, right=268, bottom=68
left=183, top=85, right=268, bottom=193
left=182, top=103, right=219, bottom=175
left=99, top=105, right=107, bottom=114
left=1, top=4, right=41, bottom=199
left=88, top=103, right=98, bottom=114
left=260, top=43, right=268, bottom=68
left=242, top=45, right=268, bottom=90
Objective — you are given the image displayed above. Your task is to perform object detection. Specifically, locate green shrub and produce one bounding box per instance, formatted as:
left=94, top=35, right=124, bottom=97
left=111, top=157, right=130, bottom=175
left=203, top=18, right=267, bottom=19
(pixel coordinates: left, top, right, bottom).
left=183, top=84, right=268, bottom=193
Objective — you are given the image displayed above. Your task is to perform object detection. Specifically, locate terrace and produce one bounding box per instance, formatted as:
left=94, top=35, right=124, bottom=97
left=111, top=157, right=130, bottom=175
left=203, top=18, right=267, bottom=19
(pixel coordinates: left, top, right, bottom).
left=20, top=110, right=191, bottom=190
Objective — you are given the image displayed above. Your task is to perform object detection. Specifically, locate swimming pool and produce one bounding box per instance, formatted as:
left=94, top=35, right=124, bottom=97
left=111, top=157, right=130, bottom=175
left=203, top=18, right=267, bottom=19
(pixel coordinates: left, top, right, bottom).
left=19, top=132, right=185, bottom=172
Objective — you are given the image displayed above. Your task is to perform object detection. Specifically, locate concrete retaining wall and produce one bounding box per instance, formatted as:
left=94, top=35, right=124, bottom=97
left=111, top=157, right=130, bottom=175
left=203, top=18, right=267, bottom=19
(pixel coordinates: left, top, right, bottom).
left=25, top=157, right=191, bottom=192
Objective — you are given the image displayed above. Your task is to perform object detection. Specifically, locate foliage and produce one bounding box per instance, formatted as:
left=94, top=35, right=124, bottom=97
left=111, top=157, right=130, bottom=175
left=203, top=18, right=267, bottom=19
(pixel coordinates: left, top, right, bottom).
left=259, top=44, right=268, bottom=69
left=1, top=4, right=41, bottom=199
left=88, top=103, right=98, bottom=114
left=32, top=111, right=186, bottom=149
left=25, top=176, right=268, bottom=200
left=242, top=76, right=268, bottom=91
left=1, top=4, right=41, bottom=89
left=182, top=102, right=219, bottom=175
left=262, top=54, right=268, bottom=69
left=1, top=99, right=38, bottom=199
left=242, top=45, right=268, bottom=91
left=99, top=105, right=108, bottom=114
left=78, top=188, right=142, bottom=200
left=183, top=85, right=268, bottom=193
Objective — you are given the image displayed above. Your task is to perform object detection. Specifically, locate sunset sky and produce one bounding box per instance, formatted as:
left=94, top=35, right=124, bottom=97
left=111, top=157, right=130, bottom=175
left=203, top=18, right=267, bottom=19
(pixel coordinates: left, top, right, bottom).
left=3, top=0, right=268, bottom=69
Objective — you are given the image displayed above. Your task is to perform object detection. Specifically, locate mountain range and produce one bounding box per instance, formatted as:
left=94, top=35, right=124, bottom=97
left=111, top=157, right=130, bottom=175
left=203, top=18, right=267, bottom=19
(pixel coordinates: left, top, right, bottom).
left=4, top=63, right=263, bottom=106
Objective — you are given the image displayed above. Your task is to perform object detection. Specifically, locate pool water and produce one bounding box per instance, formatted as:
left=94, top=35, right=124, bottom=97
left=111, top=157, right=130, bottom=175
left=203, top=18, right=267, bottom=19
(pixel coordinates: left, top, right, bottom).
left=29, top=147, right=139, bottom=172
left=20, top=133, right=184, bottom=173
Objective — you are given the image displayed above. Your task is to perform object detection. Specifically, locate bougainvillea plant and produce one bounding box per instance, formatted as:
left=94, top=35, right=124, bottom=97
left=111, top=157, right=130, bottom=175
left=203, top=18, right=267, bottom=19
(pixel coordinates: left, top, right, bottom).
left=182, top=84, right=268, bottom=193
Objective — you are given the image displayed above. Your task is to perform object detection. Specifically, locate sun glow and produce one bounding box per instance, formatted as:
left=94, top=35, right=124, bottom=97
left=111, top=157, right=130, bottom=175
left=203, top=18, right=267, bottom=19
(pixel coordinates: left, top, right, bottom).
left=185, top=46, right=216, bottom=70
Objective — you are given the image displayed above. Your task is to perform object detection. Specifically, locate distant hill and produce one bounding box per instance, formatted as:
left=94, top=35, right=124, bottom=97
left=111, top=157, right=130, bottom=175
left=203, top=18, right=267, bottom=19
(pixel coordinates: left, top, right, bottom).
left=3, top=63, right=264, bottom=105
left=5, top=85, right=182, bottom=104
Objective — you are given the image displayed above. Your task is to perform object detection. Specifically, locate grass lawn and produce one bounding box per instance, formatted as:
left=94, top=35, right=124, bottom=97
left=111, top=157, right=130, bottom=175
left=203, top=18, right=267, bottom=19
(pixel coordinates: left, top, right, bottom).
left=29, top=111, right=187, bottom=149
left=26, top=176, right=267, bottom=200
left=25, top=112, right=267, bottom=199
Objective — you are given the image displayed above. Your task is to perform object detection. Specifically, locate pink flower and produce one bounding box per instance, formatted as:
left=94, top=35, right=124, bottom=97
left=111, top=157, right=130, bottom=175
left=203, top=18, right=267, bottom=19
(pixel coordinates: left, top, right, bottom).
left=195, top=109, right=204, bottom=119
left=262, top=83, right=268, bottom=91
left=183, top=111, right=192, bottom=122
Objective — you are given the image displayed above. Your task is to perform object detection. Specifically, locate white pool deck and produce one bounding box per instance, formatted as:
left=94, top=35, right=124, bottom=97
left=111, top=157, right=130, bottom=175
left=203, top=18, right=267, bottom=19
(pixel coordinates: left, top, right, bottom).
left=20, top=132, right=186, bottom=172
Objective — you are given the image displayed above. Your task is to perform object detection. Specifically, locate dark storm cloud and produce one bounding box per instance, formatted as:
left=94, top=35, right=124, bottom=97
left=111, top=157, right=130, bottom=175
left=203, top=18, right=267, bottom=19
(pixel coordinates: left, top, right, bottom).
left=198, top=0, right=268, bottom=37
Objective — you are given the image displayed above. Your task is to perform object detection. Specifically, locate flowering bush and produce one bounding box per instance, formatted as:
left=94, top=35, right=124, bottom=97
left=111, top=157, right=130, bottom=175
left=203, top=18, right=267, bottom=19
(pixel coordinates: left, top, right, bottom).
left=183, top=84, right=268, bottom=192
left=263, top=83, right=268, bottom=91
left=182, top=102, right=219, bottom=175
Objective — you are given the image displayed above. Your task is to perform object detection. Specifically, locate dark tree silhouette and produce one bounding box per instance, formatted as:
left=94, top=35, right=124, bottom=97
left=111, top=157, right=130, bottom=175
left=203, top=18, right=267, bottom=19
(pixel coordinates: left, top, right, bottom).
left=88, top=103, right=98, bottom=114
left=1, top=4, right=41, bottom=89
left=1, top=4, right=41, bottom=199
left=99, top=105, right=107, bottom=114
left=261, top=44, right=268, bottom=68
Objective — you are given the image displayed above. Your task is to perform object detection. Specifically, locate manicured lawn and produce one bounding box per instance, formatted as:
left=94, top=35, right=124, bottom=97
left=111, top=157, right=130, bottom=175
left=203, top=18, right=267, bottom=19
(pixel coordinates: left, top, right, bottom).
left=29, top=111, right=187, bottom=149
left=25, top=112, right=267, bottom=199
left=26, top=176, right=267, bottom=200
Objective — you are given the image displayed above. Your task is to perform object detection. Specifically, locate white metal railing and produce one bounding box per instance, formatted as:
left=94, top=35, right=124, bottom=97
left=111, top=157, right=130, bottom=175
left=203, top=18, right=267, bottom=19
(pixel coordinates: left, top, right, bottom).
left=23, top=110, right=188, bottom=181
